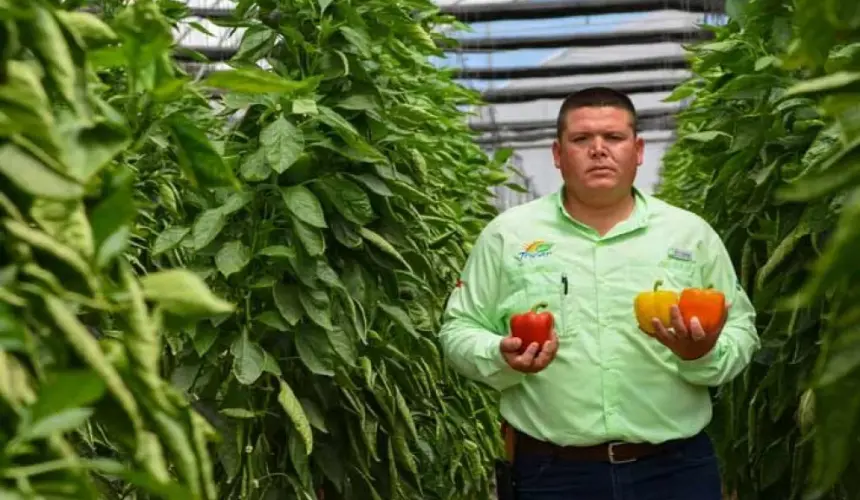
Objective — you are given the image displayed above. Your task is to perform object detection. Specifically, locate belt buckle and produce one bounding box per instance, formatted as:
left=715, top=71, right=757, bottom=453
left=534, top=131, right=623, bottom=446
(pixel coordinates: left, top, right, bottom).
left=608, top=442, right=637, bottom=464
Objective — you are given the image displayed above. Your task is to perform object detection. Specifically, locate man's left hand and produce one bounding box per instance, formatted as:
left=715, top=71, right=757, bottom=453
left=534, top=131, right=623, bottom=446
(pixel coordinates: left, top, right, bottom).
left=648, top=304, right=730, bottom=361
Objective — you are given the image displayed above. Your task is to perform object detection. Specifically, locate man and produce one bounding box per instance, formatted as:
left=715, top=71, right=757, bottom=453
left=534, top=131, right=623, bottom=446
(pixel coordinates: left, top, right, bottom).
left=438, top=87, right=760, bottom=499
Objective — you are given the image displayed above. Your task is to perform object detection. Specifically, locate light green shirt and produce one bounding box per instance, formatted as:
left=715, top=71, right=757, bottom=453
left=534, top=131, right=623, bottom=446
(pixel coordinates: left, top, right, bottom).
left=438, top=188, right=760, bottom=446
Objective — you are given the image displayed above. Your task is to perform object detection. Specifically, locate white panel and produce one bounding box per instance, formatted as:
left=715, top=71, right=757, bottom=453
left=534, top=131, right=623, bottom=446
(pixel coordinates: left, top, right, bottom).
left=468, top=92, right=681, bottom=128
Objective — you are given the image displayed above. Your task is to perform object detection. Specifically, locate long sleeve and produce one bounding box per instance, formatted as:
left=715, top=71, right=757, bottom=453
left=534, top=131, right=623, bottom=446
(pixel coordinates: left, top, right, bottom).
left=438, top=222, right=526, bottom=392
left=677, top=226, right=761, bottom=387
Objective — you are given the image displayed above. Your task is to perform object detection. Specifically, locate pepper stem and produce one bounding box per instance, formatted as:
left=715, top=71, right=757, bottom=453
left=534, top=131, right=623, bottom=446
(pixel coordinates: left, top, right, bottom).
left=706, top=283, right=714, bottom=289
left=531, top=302, right=549, bottom=313
left=653, top=280, right=663, bottom=292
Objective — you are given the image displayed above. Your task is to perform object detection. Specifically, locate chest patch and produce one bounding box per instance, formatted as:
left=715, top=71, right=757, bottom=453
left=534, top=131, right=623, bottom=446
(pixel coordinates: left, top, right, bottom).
left=667, top=247, right=694, bottom=262
left=516, top=240, right=554, bottom=262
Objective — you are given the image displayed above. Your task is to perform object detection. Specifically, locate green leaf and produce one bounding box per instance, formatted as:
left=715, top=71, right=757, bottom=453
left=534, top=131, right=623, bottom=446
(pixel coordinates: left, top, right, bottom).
left=318, top=105, right=360, bottom=137
left=292, top=98, right=318, bottom=115
left=349, top=173, right=393, bottom=197
left=29, top=370, right=106, bottom=422
left=278, top=378, right=314, bottom=455
left=263, top=351, right=282, bottom=376
left=259, top=245, right=296, bottom=259
left=299, top=288, right=333, bottom=330
left=89, top=184, right=136, bottom=250
left=232, top=25, right=276, bottom=62
left=29, top=199, right=95, bottom=259
left=230, top=329, right=265, bottom=385
left=339, top=26, right=372, bottom=57
left=681, top=131, right=732, bottom=143
left=360, top=227, right=412, bottom=271
left=215, top=241, right=251, bottom=278
left=167, top=112, right=236, bottom=188
left=25, top=5, right=81, bottom=116
left=261, top=117, right=304, bottom=174
left=378, top=303, right=419, bottom=338
left=60, top=117, right=132, bottom=182
left=326, top=327, right=357, bottom=367
left=56, top=11, right=119, bottom=48
left=292, top=218, right=326, bottom=256
left=153, top=226, right=190, bottom=256
left=316, top=175, right=375, bottom=225
left=256, top=310, right=289, bottom=331
left=336, top=95, right=376, bottom=111
left=273, top=283, right=303, bottom=326
left=295, top=331, right=334, bottom=377
left=191, top=209, right=226, bottom=250
left=202, top=68, right=317, bottom=94
left=784, top=71, right=860, bottom=97
left=140, top=269, right=234, bottom=317
left=220, top=408, right=260, bottom=419
left=19, top=407, right=94, bottom=441
left=282, top=185, right=327, bottom=228
left=239, top=148, right=270, bottom=182
left=331, top=218, right=363, bottom=248
left=0, top=143, right=83, bottom=200
left=300, top=398, right=328, bottom=434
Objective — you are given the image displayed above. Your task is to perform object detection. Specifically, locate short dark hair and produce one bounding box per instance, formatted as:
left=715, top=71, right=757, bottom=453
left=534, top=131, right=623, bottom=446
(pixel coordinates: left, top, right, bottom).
left=555, top=87, right=638, bottom=138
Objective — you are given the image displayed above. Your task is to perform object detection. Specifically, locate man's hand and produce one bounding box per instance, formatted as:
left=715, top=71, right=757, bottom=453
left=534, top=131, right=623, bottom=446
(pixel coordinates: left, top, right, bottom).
left=647, top=304, right=730, bottom=361
left=499, top=331, right=559, bottom=373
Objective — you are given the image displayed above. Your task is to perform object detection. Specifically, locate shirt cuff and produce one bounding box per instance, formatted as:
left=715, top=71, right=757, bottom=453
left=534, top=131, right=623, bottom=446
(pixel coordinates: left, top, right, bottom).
left=478, top=335, right=527, bottom=391
left=676, top=336, right=728, bottom=382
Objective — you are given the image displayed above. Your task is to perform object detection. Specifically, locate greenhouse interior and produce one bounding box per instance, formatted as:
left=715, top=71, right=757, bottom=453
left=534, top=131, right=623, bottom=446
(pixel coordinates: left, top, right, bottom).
left=1, top=0, right=857, bottom=499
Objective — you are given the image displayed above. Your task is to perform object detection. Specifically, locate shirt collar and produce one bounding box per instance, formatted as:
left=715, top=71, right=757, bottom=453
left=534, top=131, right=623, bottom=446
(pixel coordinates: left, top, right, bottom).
left=553, top=185, right=651, bottom=238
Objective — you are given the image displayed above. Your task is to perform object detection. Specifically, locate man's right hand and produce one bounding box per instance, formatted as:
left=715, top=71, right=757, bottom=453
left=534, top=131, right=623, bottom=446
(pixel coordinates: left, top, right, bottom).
left=499, top=332, right=559, bottom=373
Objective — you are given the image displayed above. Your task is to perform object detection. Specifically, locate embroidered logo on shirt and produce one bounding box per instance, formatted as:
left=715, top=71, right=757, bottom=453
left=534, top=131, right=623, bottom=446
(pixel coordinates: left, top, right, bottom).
left=667, top=247, right=693, bottom=262
left=517, top=240, right=554, bottom=261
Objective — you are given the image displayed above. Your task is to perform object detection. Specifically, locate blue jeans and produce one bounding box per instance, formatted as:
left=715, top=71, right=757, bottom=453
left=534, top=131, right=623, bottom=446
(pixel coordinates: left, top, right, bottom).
left=513, top=432, right=722, bottom=500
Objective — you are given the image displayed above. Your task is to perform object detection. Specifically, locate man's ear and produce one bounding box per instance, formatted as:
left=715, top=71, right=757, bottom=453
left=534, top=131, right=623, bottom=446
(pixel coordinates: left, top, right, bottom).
left=552, top=139, right=561, bottom=169
left=635, top=135, right=645, bottom=166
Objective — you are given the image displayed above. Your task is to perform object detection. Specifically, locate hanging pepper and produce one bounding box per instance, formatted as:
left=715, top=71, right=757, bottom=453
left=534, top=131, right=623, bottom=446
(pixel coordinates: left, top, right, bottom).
left=634, top=280, right=678, bottom=335
left=510, top=302, right=554, bottom=354
left=679, top=285, right=726, bottom=334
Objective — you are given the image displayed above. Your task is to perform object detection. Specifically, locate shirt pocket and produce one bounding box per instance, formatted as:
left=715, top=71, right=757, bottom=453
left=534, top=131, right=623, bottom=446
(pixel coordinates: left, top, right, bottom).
left=505, top=269, right=573, bottom=338
left=659, top=259, right=701, bottom=291
left=622, top=259, right=701, bottom=301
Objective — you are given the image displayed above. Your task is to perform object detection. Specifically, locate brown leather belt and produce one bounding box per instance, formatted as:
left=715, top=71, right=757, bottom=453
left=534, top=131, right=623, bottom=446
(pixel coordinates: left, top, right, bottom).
left=512, top=427, right=682, bottom=464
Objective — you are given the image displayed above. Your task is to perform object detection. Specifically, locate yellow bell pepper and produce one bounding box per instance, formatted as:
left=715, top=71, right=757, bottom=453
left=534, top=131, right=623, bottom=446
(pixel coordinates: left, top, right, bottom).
left=634, top=280, right=679, bottom=334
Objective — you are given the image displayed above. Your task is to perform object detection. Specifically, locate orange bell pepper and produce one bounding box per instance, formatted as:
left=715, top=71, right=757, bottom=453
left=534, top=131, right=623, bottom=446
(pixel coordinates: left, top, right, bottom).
left=634, top=280, right=678, bottom=335
left=678, top=285, right=726, bottom=334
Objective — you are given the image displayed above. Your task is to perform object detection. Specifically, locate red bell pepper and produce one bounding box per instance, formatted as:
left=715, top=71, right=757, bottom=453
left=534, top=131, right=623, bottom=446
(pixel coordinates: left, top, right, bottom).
left=510, top=302, right=554, bottom=354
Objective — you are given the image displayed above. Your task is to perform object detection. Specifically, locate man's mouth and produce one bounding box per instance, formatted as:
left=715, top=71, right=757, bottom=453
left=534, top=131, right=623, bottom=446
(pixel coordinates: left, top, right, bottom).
left=588, top=165, right=615, bottom=173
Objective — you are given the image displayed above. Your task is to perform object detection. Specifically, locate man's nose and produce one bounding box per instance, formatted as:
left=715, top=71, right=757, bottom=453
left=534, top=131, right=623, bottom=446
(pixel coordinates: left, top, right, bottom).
left=589, top=138, right=607, bottom=157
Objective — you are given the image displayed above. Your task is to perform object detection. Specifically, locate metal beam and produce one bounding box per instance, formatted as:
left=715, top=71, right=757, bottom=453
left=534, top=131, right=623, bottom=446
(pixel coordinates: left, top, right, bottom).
left=468, top=105, right=681, bottom=132
left=173, top=21, right=713, bottom=56
left=177, top=46, right=234, bottom=62
left=184, top=7, right=233, bottom=19
left=185, top=0, right=724, bottom=23
left=454, top=54, right=688, bottom=80
left=445, top=25, right=711, bottom=52
left=177, top=47, right=689, bottom=80
left=482, top=129, right=676, bottom=149
left=475, top=116, right=675, bottom=145
left=479, top=75, right=689, bottom=103
left=436, top=0, right=722, bottom=22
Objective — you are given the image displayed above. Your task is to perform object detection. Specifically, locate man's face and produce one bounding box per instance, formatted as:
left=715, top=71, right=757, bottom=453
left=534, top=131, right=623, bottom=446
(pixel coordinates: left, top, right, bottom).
left=552, top=106, right=644, bottom=200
